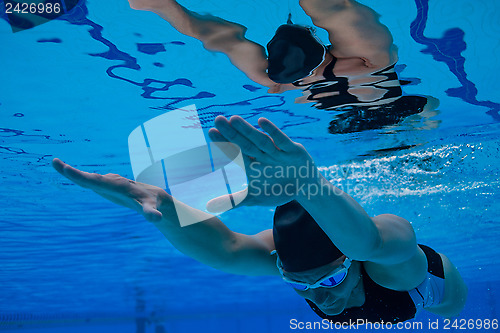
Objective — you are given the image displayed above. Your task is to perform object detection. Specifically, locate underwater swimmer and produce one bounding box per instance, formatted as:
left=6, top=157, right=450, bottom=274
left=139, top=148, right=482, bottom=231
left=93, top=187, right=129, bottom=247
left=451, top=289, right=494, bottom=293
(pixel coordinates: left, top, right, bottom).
left=128, top=0, right=438, bottom=131
left=53, top=116, right=467, bottom=323
left=128, top=0, right=399, bottom=97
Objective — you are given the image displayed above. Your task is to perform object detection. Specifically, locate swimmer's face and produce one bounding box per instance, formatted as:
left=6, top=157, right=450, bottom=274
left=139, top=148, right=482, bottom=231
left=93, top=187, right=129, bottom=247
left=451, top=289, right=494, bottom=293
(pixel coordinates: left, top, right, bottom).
left=282, top=258, right=363, bottom=315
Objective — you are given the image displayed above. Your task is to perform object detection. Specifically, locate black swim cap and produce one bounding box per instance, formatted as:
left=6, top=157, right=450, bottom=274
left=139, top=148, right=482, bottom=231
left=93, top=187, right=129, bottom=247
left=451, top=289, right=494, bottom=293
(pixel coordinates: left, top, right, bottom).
left=273, top=200, right=344, bottom=272
left=267, top=24, right=326, bottom=84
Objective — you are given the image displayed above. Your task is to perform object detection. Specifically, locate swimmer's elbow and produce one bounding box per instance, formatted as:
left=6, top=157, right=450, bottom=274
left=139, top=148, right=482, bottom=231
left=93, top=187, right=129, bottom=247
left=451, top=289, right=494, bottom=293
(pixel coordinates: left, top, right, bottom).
left=427, top=292, right=468, bottom=318
left=427, top=255, right=468, bottom=318
left=201, top=27, right=246, bottom=53
left=368, top=214, right=418, bottom=264
left=219, top=231, right=279, bottom=276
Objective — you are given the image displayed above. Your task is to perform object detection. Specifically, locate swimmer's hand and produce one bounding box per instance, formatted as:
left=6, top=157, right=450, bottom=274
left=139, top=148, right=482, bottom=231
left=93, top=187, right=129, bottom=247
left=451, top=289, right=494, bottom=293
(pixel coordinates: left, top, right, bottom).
left=52, top=158, right=170, bottom=222
left=207, top=116, right=316, bottom=212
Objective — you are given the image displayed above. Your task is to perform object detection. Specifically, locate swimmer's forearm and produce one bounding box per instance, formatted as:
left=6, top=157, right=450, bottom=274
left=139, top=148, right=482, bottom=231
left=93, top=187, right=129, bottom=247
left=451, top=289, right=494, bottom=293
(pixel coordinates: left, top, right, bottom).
left=299, top=0, right=355, bottom=16
left=152, top=197, right=274, bottom=275
left=151, top=197, right=239, bottom=270
left=131, top=0, right=211, bottom=39
left=294, top=173, right=380, bottom=260
left=130, top=0, right=274, bottom=87
left=132, top=0, right=240, bottom=44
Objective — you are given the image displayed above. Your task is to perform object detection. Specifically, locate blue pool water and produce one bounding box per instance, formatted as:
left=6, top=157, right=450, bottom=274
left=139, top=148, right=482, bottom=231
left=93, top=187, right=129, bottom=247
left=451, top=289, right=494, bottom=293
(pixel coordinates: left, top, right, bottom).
left=1, top=0, right=499, bottom=332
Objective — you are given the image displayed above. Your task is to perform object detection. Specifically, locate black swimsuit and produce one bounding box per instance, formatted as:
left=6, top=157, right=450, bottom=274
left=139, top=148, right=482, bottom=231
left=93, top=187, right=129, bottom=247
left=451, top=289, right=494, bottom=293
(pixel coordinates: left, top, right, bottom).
left=306, top=244, right=445, bottom=324
left=293, top=51, right=403, bottom=110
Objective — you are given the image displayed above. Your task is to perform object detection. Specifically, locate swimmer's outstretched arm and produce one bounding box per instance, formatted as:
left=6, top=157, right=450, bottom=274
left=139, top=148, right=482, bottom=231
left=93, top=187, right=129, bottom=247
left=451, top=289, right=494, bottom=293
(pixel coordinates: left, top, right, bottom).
left=128, top=0, right=277, bottom=89
left=210, top=116, right=425, bottom=286
left=52, top=158, right=279, bottom=276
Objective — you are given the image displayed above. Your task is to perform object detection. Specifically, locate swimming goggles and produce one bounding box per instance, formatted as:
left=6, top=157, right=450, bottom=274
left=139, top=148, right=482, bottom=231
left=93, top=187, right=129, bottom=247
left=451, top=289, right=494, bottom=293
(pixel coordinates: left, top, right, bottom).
left=273, top=251, right=351, bottom=290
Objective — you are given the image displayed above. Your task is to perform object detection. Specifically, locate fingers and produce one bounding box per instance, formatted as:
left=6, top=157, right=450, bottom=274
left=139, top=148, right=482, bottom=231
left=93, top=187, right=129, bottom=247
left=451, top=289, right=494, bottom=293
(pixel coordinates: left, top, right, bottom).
left=52, top=158, right=103, bottom=189
left=229, top=116, right=278, bottom=154
left=142, top=202, right=163, bottom=222
left=213, top=116, right=269, bottom=160
left=206, top=194, right=232, bottom=213
left=209, top=128, right=245, bottom=167
left=257, top=118, right=297, bottom=151
left=208, top=128, right=228, bottom=143
left=54, top=158, right=167, bottom=223
left=52, top=158, right=66, bottom=174
left=206, top=189, right=248, bottom=213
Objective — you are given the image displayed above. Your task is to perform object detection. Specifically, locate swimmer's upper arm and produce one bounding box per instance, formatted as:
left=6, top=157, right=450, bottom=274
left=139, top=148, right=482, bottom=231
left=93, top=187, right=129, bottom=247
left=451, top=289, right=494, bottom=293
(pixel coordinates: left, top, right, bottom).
left=368, top=214, right=419, bottom=264
left=208, top=38, right=276, bottom=87
left=300, top=0, right=397, bottom=67
left=135, top=0, right=276, bottom=88
left=156, top=209, right=278, bottom=276
left=225, top=229, right=280, bottom=276
left=363, top=214, right=428, bottom=290
left=199, top=23, right=277, bottom=88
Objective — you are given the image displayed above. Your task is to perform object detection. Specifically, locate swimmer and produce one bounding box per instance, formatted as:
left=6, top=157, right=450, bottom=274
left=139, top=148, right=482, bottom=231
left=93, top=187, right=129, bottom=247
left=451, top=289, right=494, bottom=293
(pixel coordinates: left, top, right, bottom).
left=53, top=116, right=467, bottom=323
left=128, top=0, right=438, bottom=132
left=129, top=0, right=397, bottom=94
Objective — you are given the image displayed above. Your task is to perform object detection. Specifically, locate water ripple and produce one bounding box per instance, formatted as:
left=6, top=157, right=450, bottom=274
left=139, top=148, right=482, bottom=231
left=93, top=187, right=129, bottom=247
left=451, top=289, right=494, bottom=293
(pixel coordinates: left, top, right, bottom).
left=411, top=0, right=500, bottom=120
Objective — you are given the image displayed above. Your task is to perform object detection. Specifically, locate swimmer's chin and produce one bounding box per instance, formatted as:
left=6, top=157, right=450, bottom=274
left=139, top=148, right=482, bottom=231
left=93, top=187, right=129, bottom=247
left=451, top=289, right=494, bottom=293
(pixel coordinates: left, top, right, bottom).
left=317, top=302, right=346, bottom=316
